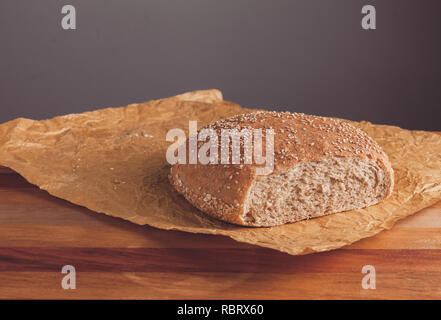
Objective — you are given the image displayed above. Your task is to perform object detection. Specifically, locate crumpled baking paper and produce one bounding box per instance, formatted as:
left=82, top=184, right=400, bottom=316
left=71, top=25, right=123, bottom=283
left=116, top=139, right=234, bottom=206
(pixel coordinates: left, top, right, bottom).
left=0, top=89, right=440, bottom=255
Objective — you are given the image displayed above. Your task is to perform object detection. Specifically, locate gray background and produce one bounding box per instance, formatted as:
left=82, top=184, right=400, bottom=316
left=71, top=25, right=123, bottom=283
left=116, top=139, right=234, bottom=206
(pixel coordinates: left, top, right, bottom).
left=1, top=0, right=440, bottom=130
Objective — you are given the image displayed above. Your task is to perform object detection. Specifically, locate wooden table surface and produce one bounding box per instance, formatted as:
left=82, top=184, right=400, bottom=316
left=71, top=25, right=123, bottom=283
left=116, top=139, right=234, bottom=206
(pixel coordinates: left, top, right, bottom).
left=1, top=164, right=441, bottom=300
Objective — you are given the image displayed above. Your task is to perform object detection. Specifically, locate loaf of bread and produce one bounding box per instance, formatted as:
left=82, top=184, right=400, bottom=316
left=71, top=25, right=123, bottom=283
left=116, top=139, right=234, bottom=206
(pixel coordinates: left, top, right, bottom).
left=169, top=111, right=394, bottom=227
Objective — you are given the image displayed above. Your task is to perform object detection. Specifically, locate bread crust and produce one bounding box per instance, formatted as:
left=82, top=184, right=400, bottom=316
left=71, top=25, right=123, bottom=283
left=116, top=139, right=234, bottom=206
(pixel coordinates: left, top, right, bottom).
left=169, top=111, right=394, bottom=226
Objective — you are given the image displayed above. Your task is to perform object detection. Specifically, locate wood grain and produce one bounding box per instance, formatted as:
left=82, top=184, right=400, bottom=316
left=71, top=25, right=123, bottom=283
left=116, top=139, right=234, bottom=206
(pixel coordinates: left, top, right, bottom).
left=1, top=165, right=441, bottom=299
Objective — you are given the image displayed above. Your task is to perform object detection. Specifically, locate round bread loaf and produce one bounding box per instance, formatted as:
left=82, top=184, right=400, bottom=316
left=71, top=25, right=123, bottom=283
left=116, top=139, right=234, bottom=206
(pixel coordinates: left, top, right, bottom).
left=169, top=111, right=394, bottom=227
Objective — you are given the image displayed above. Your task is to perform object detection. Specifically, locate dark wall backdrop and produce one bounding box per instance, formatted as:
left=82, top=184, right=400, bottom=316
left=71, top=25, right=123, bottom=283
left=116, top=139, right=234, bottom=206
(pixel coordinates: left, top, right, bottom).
left=1, top=0, right=440, bottom=130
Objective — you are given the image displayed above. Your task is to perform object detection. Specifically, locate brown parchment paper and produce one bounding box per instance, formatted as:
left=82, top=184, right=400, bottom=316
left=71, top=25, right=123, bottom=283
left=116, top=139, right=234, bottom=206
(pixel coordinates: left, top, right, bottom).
left=1, top=89, right=440, bottom=255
